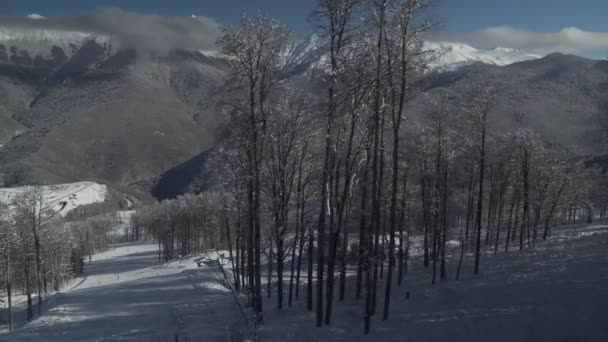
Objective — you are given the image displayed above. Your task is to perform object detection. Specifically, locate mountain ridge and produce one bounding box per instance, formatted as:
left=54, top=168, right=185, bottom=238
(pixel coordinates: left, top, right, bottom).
left=0, top=22, right=605, bottom=199
left=0, top=22, right=552, bottom=73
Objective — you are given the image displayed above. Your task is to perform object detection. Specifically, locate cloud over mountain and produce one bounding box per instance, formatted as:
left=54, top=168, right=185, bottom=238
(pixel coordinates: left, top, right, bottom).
left=430, top=26, right=608, bottom=58
left=88, top=8, right=220, bottom=53
left=0, top=7, right=221, bottom=54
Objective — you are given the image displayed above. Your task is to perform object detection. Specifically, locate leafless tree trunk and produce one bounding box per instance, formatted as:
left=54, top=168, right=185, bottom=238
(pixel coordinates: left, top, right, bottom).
left=397, top=169, right=409, bottom=286
left=456, top=165, right=474, bottom=280
left=307, top=225, right=314, bottom=312
left=472, top=83, right=495, bottom=275
left=440, top=165, right=449, bottom=282
left=519, top=145, right=532, bottom=251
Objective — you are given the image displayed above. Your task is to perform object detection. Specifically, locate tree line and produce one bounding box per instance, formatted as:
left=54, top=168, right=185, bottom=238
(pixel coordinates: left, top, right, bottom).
left=130, top=193, right=226, bottom=263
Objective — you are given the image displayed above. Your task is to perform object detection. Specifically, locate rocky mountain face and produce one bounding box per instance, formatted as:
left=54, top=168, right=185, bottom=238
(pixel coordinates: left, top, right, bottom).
left=0, top=23, right=605, bottom=199
left=417, top=53, right=608, bottom=151
left=0, top=31, right=226, bottom=191
left=0, top=25, right=326, bottom=194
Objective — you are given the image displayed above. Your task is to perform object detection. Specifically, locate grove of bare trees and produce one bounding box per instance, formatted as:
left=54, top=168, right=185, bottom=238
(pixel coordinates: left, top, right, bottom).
left=0, top=187, right=115, bottom=330
left=137, top=0, right=603, bottom=335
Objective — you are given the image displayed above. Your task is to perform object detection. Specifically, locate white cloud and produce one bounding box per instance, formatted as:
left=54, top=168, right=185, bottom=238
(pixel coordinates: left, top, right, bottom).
left=1, top=8, right=221, bottom=54
left=89, top=8, right=221, bottom=53
left=26, top=13, right=46, bottom=20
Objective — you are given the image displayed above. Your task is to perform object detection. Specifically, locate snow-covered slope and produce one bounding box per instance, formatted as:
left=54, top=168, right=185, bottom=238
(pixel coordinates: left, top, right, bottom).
left=424, top=41, right=542, bottom=71
left=0, top=181, right=108, bottom=216
left=4, top=241, right=247, bottom=340
left=280, top=34, right=324, bottom=68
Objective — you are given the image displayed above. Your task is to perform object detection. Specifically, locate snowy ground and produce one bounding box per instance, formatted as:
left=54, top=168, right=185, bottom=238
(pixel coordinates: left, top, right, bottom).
left=258, top=223, right=608, bottom=341
left=0, top=181, right=108, bottom=216
left=1, top=242, right=247, bottom=341
left=2, top=222, right=606, bottom=341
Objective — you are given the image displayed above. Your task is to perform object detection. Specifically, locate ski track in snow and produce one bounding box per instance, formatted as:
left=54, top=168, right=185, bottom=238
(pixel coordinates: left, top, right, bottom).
left=1, top=242, right=245, bottom=342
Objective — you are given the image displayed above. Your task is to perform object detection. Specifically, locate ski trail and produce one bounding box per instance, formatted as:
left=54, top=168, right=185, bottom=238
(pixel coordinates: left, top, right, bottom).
left=2, top=242, right=245, bottom=342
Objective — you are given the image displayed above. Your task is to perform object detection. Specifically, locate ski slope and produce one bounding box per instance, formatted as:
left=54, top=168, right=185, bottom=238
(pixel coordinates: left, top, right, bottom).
left=3, top=220, right=605, bottom=341
left=0, top=181, right=108, bottom=216
left=259, top=224, right=608, bottom=341
left=3, top=242, right=247, bottom=342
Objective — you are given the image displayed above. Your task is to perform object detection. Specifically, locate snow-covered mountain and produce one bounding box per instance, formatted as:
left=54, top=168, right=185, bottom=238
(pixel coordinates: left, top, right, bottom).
left=0, top=21, right=544, bottom=73
left=0, top=25, right=109, bottom=60
left=0, top=181, right=108, bottom=216
left=276, top=37, right=544, bottom=73
left=0, top=21, right=543, bottom=73
left=424, top=41, right=543, bottom=71
left=280, top=34, right=324, bottom=67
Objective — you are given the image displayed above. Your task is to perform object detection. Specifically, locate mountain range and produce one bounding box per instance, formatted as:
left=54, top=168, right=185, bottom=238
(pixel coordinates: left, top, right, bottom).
left=0, top=19, right=605, bottom=200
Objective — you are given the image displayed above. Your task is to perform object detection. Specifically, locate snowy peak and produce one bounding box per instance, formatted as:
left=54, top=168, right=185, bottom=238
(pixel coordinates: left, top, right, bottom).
left=0, top=21, right=543, bottom=74
left=277, top=37, right=543, bottom=74
left=280, top=34, right=324, bottom=67
left=424, top=41, right=543, bottom=71
left=0, top=25, right=545, bottom=75
left=0, top=26, right=109, bottom=60
left=0, top=27, right=92, bottom=46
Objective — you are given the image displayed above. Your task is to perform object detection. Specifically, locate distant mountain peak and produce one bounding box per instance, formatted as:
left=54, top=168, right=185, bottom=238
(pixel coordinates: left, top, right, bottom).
left=537, top=52, right=591, bottom=66
left=424, top=41, right=542, bottom=71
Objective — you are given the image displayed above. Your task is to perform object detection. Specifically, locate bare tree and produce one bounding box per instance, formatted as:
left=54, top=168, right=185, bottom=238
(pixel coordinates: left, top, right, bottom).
left=262, top=86, right=314, bottom=309
left=13, top=186, right=56, bottom=317
left=0, top=203, right=14, bottom=331
left=312, top=0, right=361, bottom=327
left=218, top=15, right=291, bottom=323
left=464, top=82, right=496, bottom=275
left=381, top=0, right=432, bottom=320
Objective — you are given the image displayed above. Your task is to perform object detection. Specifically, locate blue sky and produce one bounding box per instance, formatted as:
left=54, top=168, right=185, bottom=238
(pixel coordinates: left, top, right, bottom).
left=2, top=0, right=315, bottom=31
left=4, top=0, right=607, bottom=33
left=434, top=0, right=608, bottom=34
left=3, top=0, right=608, bottom=57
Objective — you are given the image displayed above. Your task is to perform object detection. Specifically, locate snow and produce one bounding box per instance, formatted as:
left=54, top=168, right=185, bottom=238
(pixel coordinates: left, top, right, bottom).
left=198, top=49, right=224, bottom=58
left=254, top=223, right=608, bottom=341
left=0, top=26, right=90, bottom=59
left=2, top=242, right=248, bottom=341
left=0, top=181, right=108, bottom=216
left=1, top=20, right=541, bottom=73
left=0, top=26, right=109, bottom=60
left=424, top=41, right=542, bottom=71
left=280, top=34, right=324, bottom=68
left=277, top=36, right=542, bottom=74
left=1, top=219, right=605, bottom=341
